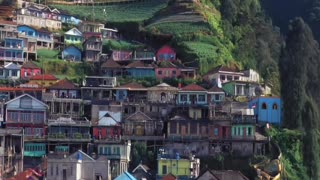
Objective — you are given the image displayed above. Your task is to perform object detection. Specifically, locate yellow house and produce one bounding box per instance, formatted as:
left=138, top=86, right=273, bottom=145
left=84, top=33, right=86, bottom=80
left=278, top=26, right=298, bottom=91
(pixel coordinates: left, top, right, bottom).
left=157, top=154, right=200, bottom=179
left=29, top=74, right=58, bottom=87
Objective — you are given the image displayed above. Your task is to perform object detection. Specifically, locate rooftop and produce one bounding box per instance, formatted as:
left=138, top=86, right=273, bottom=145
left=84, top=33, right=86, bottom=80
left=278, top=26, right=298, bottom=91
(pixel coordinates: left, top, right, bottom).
left=180, top=84, right=206, bottom=91
left=48, top=79, right=78, bottom=90
left=30, top=74, right=58, bottom=81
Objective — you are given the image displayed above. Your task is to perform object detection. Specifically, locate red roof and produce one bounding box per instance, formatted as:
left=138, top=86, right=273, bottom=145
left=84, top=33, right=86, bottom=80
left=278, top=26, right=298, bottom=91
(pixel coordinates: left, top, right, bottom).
left=208, top=86, right=224, bottom=93
left=101, top=60, right=122, bottom=68
left=30, top=74, right=57, bottom=81
left=181, top=84, right=207, bottom=91
left=48, top=79, right=78, bottom=90
left=21, top=61, right=40, bottom=69
left=162, top=173, right=176, bottom=180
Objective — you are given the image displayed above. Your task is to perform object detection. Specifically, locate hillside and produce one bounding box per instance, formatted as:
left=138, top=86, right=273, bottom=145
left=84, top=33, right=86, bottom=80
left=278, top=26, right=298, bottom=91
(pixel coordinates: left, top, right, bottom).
left=52, top=0, right=281, bottom=91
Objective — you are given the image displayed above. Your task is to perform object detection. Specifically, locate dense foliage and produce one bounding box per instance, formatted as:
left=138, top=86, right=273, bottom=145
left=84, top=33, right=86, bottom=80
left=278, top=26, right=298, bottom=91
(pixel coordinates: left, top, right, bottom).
left=280, top=18, right=320, bottom=179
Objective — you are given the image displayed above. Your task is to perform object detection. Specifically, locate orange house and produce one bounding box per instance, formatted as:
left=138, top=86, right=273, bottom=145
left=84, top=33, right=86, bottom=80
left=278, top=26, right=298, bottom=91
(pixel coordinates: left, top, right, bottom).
left=29, top=74, right=58, bottom=87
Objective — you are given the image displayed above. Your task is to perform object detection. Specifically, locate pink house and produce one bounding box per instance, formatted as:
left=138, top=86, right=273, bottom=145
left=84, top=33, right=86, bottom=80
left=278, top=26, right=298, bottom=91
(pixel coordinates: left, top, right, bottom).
left=20, top=61, right=42, bottom=79
left=155, top=61, right=181, bottom=79
left=156, top=45, right=176, bottom=61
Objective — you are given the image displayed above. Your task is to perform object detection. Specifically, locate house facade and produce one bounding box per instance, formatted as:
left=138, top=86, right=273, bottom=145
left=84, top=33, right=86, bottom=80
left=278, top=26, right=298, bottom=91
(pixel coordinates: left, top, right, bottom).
left=204, top=65, right=244, bottom=87
left=83, top=36, right=102, bottom=62
left=16, top=6, right=62, bottom=30
left=17, top=25, right=54, bottom=49
left=177, top=84, right=208, bottom=106
left=0, top=38, right=25, bottom=63
left=249, top=97, right=282, bottom=125
left=0, top=20, right=17, bottom=40
left=20, top=61, right=41, bottom=79
left=0, top=62, right=21, bottom=80
left=156, top=45, right=176, bottom=61
left=64, top=28, right=83, bottom=45
left=78, top=21, right=104, bottom=33
left=29, top=74, right=58, bottom=87
left=147, top=83, right=178, bottom=104
left=5, top=94, right=48, bottom=140
left=61, top=45, right=82, bottom=62
left=126, top=61, right=156, bottom=79
left=47, top=150, right=111, bottom=180
left=155, top=61, right=180, bottom=79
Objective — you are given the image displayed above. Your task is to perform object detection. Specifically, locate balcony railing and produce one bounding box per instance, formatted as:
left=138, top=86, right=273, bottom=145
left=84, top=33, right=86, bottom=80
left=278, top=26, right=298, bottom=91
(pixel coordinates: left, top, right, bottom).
left=93, top=136, right=121, bottom=143
left=42, top=92, right=82, bottom=102
left=47, top=117, right=91, bottom=126
left=48, top=133, right=91, bottom=141
left=0, top=56, right=25, bottom=62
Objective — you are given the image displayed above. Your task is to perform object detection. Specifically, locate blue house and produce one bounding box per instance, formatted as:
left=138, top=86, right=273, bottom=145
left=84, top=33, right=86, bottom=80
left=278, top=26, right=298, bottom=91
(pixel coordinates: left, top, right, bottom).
left=61, top=45, right=82, bottom=61
left=115, top=171, right=137, bottom=180
left=248, top=97, right=282, bottom=125
left=17, top=25, right=54, bottom=49
left=177, top=84, right=208, bottom=106
left=125, top=61, right=155, bottom=78
left=0, top=38, right=25, bottom=63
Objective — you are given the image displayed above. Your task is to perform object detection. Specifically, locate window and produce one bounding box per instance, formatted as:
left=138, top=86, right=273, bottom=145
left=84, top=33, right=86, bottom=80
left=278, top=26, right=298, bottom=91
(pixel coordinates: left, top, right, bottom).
left=0, top=69, right=3, bottom=76
left=198, top=95, right=205, bottom=102
left=227, top=76, right=232, bottom=81
left=99, top=147, right=103, bottom=154
left=158, top=70, right=162, bottom=75
left=215, top=94, right=220, bottom=101
left=20, top=111, right=31, bottom=122
left=20, top=96, right=32, bottom=108
left=214, top=128, right=218, bottom=136
left=234, top=76, right=239, bottom=80
left=262, top=103, right=267, bottom=109
left=180, top=94, right=187, bottom=101
left=172, top=70, right=176, bottom=75
left=238, top=127, right=241, bottom=135
left=220, top=75, right=225, bottom=80
left=51, top=165, right=53, bottom=176
left=162, top=165, right=167, bottom=175
left=56, top=165, right=59, bottom=175
left=248, top=127, right=252, bottom=136
left=272, top=103, right=278, bottom=110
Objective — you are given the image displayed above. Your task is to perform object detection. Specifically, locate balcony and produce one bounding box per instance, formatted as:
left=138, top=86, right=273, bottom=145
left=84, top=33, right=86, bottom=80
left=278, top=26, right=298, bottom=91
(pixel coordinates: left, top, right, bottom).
left=42, top=92, right=82, bottom=102
left=0, top=56, right=25, bottom=62
left=86, top=45, right=101, bottom=51
left=232, top=117, right=256, bottom=124
left=24, top=134, right=46, bottom=141
left=94, top=136, right=122, bottom=143
left=47, top=117, right=91, bottom=126
left=122, top=135, right=164, bottom=141
left=48, top=133, right=91, bottom=142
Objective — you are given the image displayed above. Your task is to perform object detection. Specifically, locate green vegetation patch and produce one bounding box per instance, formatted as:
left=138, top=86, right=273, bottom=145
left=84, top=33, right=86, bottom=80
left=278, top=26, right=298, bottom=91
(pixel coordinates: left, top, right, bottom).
left=146, top=22, right=211, bottom=37
left=52, top=0, right=168, bottom=23
left=37, top=49, right=59, bottom=59
left=102, top=39, right=143, bottom=52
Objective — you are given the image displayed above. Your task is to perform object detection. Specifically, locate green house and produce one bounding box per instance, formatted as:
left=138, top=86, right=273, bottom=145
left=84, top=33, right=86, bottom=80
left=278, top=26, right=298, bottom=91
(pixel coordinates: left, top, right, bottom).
left=64, top=27, right=83, bottom=45
left=231, top=124, right=255, bottom=139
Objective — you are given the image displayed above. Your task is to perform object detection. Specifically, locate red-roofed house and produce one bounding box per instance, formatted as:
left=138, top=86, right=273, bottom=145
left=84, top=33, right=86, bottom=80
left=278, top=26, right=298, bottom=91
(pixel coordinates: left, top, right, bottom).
left=177, top=84, right=208, bottom=119
left=125, top=61, right=156, bottom=78
left=115, top=82, right=147, bottom=102
left=29, top=74, right=58, bottom=87
left=42, top=79, right=83, bottom=118
left=207, top=86, right=225, bottom=104
left=20, top=61, right=42, bottom=79
left=100, top=59, right=124, bottom=77
left=156, top=45, right=176, bottom=61
left=155, top=61, right=180, bottom=79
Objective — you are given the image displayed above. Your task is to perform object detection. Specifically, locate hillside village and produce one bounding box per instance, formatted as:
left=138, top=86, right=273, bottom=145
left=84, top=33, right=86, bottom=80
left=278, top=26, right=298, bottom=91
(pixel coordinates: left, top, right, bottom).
left=0, top=0, right=284, bottom=180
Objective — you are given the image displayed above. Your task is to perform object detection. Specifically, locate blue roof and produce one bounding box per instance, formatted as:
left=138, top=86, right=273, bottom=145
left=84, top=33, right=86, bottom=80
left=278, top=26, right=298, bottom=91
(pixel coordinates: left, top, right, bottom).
left=114, top=171, right=137, bottom=180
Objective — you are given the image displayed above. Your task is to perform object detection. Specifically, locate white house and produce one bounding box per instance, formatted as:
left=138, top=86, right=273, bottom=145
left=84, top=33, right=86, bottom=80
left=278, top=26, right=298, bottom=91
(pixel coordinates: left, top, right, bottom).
left=47, top=150, right=111, bottom=180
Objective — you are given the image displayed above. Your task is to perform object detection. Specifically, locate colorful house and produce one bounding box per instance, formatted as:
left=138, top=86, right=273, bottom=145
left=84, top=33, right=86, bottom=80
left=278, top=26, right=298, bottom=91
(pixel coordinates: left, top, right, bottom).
left=61, top=45, right=82, bottom=61
left=197, top=169, right=249, bottom=180
left=156, top=150, right=200, bottom=180
left=147, top=83, right=178, bottom=104
left=222, top=81, right=260, bottom=97
left=5, top=94, right=48, bottom=142
left=92, top=110, right=122, bottom=142
left=115, top=82, right=147, bottom=102
left=0, top=37, right=25, bottom=63
left=248, top=97, right=282, bottom=125
left=114, top=171, right=137, bottom=180
left=101, top=28, right=120, bottom=40
left=0, top=62, right=21, bottom=80
left=29, top=74, right=58, bottom=87
left=176, top=84, right=208, bottom=106
left=112, top=50, right=133, bottom=62
left=125, top=61, right=156, bottom=78
left=17, top=25, right=54, bottom=49
left=64, top=27, right=83, bottom=45
left=156, top=45, right=176, bottom=61
left=231, top=109, right=256, bottom=140
left=83, top=36, right=102, bottom=62
left=20, top=61, right=41, bottom=79
left=155, top=61, right=180, bottom=79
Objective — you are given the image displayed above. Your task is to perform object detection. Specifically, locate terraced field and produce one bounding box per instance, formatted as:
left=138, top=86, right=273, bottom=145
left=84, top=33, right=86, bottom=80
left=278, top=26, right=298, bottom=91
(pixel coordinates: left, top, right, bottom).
left=52, top=0, right=168, bottom=23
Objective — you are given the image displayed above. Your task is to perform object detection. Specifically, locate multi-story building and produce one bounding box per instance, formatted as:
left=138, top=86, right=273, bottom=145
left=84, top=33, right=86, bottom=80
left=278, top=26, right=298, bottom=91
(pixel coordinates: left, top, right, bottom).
left=0, top=20, right=17, bottom=41
left=16, top=5, right=62, bottom=30
left=78, top=21, right=104, bottom=33
left=83, top=36, right=102, bottom=62
left=17, top=25, right=54, bottom=50
left=0, top=129, right=24, bottom=178
left=0, top=38, right=26, bottom=64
